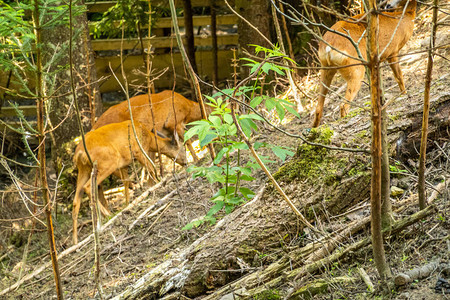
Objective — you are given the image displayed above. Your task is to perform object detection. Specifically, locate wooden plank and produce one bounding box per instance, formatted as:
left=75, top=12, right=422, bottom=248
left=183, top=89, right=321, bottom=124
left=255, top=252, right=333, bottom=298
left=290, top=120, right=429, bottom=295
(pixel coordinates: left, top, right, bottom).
left=95, top=49, right=234, bottom=93
left=155, top=14, right=237, bottom=28
left=91, top=34, right=238, bottom=51
left=86, top=0, right=230, bottom=13
left=86, top=1, right=116, bottom=13
left=89, top=14, right=237, bottom=31
left=0, top=105, right=36, bottom=118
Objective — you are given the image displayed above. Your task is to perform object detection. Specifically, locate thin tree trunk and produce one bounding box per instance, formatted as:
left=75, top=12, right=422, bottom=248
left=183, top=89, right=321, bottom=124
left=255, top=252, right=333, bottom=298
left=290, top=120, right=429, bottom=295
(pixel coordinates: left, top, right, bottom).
left=169, top=0, right=216, bottom=160
left=381, top=95, right=392, bottom=228
left=183, top=0, right=197, bottom=73
left=211, top=0, right=218, bottom=86
left=418, top=0, right=439, bottom=209
left=367, top=0, right=391, bottom=280
left=32, top=1, right=64, bottom=298
left=90, top=162, right=103, bottom=299
left=145, top=1, right=164, bottom=178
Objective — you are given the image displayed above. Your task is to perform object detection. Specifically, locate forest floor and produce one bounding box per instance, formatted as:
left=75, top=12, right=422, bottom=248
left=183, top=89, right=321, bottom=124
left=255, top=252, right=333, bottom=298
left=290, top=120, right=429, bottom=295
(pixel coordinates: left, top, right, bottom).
left=0, top=7, right=449, bottom=300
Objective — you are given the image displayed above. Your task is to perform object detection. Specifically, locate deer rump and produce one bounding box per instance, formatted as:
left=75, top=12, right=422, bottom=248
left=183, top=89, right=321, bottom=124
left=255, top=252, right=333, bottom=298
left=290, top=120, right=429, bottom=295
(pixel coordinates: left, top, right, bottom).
left=72, top=120, right=187, bottom=244
left=91, top=89, right=205, bottom=192
left=312, top=0, right=416, bottom=127
left=93, top=90, right=205, bottom=146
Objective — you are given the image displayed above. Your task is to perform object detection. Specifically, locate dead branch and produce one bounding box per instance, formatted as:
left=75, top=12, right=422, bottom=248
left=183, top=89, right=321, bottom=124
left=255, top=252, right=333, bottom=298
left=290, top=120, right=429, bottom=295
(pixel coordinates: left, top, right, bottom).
left=394, top=261, right=449, bottom=286
left=358, top=267, right=374, bottom=292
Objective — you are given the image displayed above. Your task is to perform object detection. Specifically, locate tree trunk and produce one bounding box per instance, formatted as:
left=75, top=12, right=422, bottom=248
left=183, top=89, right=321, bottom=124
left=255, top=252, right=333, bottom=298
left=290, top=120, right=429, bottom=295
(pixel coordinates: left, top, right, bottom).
left=183, top=0, right=197, bottom=74
left=381, top=96, right=393, bottom=228
left=211, top=0, right=218, bottom=86
left=32, top=1, right=64, bottom=298
left=367, top=0, right=391, bottom=280
left=235, top=0, right=271, bottom=77
left=418, top=0, right=439, bottom=209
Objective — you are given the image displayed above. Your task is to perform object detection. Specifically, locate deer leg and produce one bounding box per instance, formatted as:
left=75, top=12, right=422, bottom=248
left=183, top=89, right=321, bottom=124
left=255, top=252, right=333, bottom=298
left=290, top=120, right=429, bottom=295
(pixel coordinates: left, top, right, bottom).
left=340, top=66, right=364, bottom=117
left=116, top=168, right=130, bottom=206
left=97, top=184, right=111, bottom=216
left=135, top=151, right=157, bottom=186
left=313, top=68, right=337, bottom=127
left=387, top=56, right=406, bottom=93
left=72, top=171, right=89, bottom=245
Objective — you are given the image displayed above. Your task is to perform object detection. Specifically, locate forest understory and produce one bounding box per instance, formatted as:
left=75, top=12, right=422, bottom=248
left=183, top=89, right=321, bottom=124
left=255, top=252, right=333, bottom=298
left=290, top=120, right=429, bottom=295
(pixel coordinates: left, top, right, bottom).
left=0, top=8, right=449, bottom=300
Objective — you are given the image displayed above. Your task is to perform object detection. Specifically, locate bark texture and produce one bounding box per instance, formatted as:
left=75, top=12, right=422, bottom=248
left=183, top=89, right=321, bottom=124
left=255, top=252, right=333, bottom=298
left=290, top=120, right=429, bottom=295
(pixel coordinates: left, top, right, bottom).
left=235, top=0, right=271, bottom=77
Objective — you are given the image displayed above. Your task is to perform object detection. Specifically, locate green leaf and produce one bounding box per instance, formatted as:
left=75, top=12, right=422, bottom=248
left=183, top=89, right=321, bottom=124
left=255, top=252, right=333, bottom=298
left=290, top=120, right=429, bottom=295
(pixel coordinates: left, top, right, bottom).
left=213, top=146, right=230, bottom=164
left=207, top=201, right=225, bottom=216
left=240, top=113, right=264, bottom=121
left=226, top=196, right=244, bottom=205
left=223, top=113, right=234, bottom=124
left=250, top=96, right=264, bottom=108
left=284, top=103, right=301, bottom=118
left=271, top=146, right=295, bottom=161
left=224, top=204, right=235, bottom=214
left=240, top=174, right=256, bottom=181
left=253, top=142, right=266, bottom=150
left=265, top=97, right=276, bottom=111
left=199, top=133, right=216, bottom=148
left=209, top=115, right=222, bottom=127
left=271, top=64, right=286, bottom=75
left=275, top=102, right=285, bottom=121
left=206, top=172, right=226, bottom=184
left=261, top=63, right=272, bottom=74
left=232, top=142, right=249, bottom=150
left=239, top=118, right=253, bottom=138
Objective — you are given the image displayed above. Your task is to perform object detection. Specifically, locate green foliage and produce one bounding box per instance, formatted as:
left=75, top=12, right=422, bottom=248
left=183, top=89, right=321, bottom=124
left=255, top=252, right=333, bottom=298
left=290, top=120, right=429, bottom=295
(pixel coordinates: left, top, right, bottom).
left=243, top=44, right=295, bottom=75
left=0, top=0, right=83, bottom=84
left=389, top=161, right=407, bottom=173
left=182, top=46, right=300, bottom=230
left=89, top=0, right=171, bottom=39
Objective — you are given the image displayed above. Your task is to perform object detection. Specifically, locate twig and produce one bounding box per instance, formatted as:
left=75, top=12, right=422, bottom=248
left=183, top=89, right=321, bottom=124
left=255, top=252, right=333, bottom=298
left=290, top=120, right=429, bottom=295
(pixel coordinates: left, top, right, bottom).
left=90, top=162, right=103, bottom=299
left=358, top=267, right=374, bottom=292
left=128, top=190, right=176, bottom=231
left=143, top=201, right=173, bottom=236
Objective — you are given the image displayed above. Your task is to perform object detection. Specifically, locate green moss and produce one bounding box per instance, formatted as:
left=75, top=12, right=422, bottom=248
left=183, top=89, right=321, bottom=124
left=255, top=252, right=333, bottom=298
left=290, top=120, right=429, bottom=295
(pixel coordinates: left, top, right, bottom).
left=388, top=114, right=400, bottom=121
left=253, top=289, right=281, bottom=300
left=273, top=126, right=368, bottom=189
left=274, top=126, right=340, bottom=184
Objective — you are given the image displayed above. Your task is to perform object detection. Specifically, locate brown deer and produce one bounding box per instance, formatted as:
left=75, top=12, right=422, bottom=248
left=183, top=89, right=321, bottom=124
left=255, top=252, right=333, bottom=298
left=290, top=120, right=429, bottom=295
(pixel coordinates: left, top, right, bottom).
left=312, top=0, right=416, bottom=127
left=93, top=90, right=210, bottom=161
left=72, top=120, right=186, bottom=244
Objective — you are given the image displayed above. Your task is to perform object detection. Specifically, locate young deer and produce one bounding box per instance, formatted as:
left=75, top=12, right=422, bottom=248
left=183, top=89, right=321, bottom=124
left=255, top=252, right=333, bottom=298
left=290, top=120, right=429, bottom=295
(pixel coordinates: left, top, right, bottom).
left=93, top=90, right=210, bottom=161
left=312, top=0, right=416, bottom=127
left=72, top=120, right=187, bottom=244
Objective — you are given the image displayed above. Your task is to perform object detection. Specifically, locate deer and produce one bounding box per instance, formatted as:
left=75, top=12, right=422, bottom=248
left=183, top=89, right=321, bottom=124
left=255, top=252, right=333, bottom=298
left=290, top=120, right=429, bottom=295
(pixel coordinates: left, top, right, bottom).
left=72, top=120, right=187, bottom=244
left=312, top=0, right=417, bottom=127
left=92, top=90, right=210, bottom=162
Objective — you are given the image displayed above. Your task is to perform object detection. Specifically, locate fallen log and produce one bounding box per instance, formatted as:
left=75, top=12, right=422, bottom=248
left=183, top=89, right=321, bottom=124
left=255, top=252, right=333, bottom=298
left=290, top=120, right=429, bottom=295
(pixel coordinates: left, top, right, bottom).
left=394, top=261, right=449, bottom=286
left=203, top=205, right=436, bottom=299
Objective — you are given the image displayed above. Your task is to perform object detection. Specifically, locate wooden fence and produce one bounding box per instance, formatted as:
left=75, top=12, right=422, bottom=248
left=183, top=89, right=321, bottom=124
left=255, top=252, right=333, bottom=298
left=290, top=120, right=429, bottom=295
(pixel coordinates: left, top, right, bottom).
left=91, top=0, right=238, bottom=93
left=0, top=0, right=239, bottom=123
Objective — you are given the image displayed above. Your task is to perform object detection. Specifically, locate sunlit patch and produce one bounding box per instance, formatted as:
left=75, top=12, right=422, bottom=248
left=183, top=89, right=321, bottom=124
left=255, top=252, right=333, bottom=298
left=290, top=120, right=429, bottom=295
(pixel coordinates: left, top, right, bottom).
left=186, top=139, right=208, bottom=163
